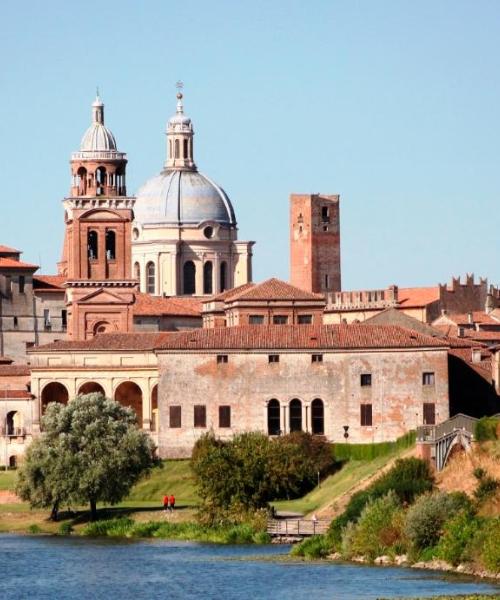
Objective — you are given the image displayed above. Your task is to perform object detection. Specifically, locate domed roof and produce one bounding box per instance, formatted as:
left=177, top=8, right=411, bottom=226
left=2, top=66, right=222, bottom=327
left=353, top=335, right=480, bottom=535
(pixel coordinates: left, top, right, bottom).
left=134, top=169, right=236, bottom=227
left=78, top=95, right=118, bottom=153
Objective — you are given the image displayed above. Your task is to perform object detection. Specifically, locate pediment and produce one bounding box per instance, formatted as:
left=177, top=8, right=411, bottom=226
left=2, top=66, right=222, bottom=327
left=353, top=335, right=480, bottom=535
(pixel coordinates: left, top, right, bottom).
left=81, top=209, right=123, bottom=221
left=77, top=288, right=131, bottom=305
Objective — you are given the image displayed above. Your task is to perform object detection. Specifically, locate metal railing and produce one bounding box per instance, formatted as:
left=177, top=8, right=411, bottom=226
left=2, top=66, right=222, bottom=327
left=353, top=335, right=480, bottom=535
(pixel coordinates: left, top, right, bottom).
left=416, top=413, right=478, bottom=443
left=267, top=519, right=329, bottom=537
left=2, top=427, right=26, bottom=437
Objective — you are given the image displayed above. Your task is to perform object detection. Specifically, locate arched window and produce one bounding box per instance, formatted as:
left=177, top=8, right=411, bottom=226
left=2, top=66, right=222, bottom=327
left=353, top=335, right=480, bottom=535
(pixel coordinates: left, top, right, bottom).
left=175, top=139, right=180, bottom=158
left=41, top=382, right=69, bottom=414
left=9, top=456, right=17, bottom=469
left=134, top=262, right=140, bottom=281
left=203, top=261, right=213, bottom=295
left=105, top=230, right=116, bottom=260
left=94, top=321, right=111, bottom=335
left=220, top=261, right=227, bottom=292
left=267, top=399, right=281, bottom=436
left=311, top=398, right=324, bottom=435
left=183, top=139, right=188, bottom=159
left=114, top=381, right=143, bottom=425
left=88, top=231, right=98, bottom=260
left=146, top=262, right=155, bottom=294
left=6, top=411, right=22, bottom=436
left=96, top=166, right=107, bottom=195
left=78, top=382, right=105, bottom=396
left=183, top=261, right=196, bottom=295
left=77, top=167, right=87, bottom=195
left=289, top=399, right=302, bottom=432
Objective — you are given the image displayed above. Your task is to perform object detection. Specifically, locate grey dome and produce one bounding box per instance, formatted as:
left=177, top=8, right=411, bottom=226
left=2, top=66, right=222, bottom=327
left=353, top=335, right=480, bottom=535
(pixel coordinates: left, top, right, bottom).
left=133, top=169, right=236, bottom=227
left=80, top=123, right=117, bottom=152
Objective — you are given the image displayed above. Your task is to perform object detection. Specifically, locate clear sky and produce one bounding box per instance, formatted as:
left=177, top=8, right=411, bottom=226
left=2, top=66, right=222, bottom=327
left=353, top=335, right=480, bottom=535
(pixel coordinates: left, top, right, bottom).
left=1, top=0, right=499, bottom=290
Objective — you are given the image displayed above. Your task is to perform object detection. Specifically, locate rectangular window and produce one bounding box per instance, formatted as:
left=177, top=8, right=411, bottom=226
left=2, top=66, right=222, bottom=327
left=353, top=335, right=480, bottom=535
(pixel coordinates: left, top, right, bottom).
left=13, top=316, right=18, bottom=329
left=249, top=315, right=264, bottom=325
left=194, top=405, right=207, bottom=428
left=360, top=404, right=373, bottom=426
left=272, top=315, right=288, bottom=325
left=61, top=310, right=67, bottom=329
left=268, top=354, right=280, bottom=364
left=422, top=372, right=435, bottom=386
left=43, top=309, right=51, bottom=330
left=298, top=314, right=312, bottom=325
left=217, top=354, right=228, bottom=364
left=423, top=403, right=436, bottom=425
left=18, top=276, right=25, bottom=294
left=312, top=354, right=323, bottom=363
left=360, top=373, right=372, bottom=387
left=219, top=406, right=231, bottom=428
left=324, top=274, right=330, bottom=289
left=321, top=206, right=330, bottom=222
left=169, top=406, right=182, bottom=428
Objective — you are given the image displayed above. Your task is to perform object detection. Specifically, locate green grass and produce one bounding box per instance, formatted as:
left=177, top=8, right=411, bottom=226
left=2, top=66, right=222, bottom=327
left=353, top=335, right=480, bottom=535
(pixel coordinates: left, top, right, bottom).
left=272, top=451, right=410, bottom=515
left=0, top=470, right=17, bottom=491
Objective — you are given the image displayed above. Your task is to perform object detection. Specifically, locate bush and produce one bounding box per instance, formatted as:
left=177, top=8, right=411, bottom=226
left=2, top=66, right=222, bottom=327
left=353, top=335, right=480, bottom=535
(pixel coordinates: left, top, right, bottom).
left=58, top=521, right=74, bottom=535
left=340, top=491, right=405, bottom=560
left=479, top=517, right=500, bottom=573
left=474, top=475, right=499, bottom=503
left=332, top=431, right=416, bottom=462
left=28, top=524, right=41, bottom=534
left=83, top=517, right=134, bottom=537
left=436, top=510, right=482, bottom=566
left=404, top=492, right=471, bottom=554
left=475, top=417, right=500, bottom=441
left=291, top=534, right=333, bottom=559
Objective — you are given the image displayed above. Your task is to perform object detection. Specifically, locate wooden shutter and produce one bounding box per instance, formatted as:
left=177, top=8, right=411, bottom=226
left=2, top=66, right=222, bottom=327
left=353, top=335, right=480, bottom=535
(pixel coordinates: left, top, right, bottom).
left=219, top=406, right=231, bottom=428
left=169, top=405, right=181, bottom=428
left=423, top=403, right=436, bottom=425
left=194, top=405, right=206, bottom=428
left=360, top=404, right=373, bottom=426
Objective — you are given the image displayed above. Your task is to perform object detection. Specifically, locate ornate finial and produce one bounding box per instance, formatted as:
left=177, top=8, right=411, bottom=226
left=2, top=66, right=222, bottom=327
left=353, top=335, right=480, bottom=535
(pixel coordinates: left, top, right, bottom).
left=96, top=85, right=100, bottom=97
left=176, top=80, right=184, bottom=99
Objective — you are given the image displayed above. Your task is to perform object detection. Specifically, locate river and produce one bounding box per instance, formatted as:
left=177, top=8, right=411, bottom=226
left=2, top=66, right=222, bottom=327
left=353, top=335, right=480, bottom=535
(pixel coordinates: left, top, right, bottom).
left=0, top=535, right=498, bottom=599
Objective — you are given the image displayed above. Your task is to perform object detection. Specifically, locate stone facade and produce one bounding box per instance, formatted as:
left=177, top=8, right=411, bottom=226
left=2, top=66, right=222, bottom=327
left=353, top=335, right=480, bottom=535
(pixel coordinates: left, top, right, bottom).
left=290, top=194, right=341, bottom=294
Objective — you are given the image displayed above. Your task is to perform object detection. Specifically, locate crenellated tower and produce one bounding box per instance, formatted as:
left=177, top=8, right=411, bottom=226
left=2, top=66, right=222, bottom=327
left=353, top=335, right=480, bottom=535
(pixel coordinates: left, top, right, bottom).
left=59, top=94, right=137, bottom=340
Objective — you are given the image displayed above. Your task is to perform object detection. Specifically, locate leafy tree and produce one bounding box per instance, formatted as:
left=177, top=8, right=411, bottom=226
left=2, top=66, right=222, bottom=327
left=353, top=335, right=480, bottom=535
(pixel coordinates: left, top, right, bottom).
left=16, top=393, right=155, bottom=520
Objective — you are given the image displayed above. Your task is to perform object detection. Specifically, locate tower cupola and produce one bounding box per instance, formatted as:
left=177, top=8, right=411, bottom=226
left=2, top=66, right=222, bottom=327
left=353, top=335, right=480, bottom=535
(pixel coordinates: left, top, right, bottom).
left=165, top=85, right=195, bottom=171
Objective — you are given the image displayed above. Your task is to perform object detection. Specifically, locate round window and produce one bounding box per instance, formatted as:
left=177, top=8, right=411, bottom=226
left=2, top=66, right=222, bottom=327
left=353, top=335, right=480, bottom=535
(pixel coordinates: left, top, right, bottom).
left=203, top=226, right=214, bottom=239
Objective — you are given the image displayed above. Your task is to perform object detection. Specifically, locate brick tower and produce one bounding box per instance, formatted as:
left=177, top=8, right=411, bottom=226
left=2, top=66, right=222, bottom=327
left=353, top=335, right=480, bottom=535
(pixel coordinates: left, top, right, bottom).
left=59, top=94, right=137, bottom=340
left=290, top=194, right=341, bottom=294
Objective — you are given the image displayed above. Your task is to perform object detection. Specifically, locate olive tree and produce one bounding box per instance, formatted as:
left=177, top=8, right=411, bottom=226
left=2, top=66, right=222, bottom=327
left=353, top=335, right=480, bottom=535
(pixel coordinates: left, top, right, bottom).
left=17, top=393, right=155, bottom=520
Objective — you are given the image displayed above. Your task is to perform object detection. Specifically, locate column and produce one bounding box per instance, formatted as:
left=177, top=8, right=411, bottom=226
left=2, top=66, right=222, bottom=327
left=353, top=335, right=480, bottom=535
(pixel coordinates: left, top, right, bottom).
left=141, top=379, right=152, bottom=431
left=195, top=257, right=203, bottom=295
left=214, top=254, right=221, bottom=294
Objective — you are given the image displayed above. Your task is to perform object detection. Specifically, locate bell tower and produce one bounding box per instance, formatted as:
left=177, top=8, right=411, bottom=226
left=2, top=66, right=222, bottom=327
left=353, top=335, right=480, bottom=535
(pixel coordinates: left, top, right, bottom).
left=60, top=94, right=137, bottom=340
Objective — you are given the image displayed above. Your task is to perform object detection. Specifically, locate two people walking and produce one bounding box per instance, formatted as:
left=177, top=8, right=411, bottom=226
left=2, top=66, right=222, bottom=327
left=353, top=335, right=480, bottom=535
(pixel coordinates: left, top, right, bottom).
left=163, top=494, right=176, bottom=512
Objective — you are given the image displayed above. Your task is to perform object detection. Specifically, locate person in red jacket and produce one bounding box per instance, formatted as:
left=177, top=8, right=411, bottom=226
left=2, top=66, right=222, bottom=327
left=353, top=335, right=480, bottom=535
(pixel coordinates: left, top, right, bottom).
left=169, top=494, right=175, bottom=512
left=163, top=494, right=169, bottom=511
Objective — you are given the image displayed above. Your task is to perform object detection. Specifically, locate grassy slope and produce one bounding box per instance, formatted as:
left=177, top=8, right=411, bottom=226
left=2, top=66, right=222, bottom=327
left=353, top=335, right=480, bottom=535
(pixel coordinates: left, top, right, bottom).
left=0, top=471, right=17, bottom=491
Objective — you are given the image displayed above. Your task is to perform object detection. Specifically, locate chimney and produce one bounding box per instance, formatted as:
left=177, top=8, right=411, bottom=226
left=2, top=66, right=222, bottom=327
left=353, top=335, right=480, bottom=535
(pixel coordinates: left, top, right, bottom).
left=471, top=348, right=482, bottom=364
left=468, top=312, right=474, bottom=324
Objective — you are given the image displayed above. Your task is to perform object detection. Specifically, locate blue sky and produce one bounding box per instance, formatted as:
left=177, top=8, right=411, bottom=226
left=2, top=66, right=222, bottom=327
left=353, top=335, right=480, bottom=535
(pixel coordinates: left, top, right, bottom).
left=1, top=0, right=499, bottom=289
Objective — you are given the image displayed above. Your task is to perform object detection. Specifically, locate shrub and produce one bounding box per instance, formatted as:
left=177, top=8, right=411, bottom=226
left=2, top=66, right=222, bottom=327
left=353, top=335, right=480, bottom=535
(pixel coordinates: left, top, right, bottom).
left=436, top=510, right=482, bottom=566
left=475, top=417, right=500, bottom=441
left=58, top=521, right=74, bottom=535
left=479, top=517, right=500, bottom=573
left=474, top=475, right=499, bottom=503
left=291, top=534, right=332, bottom=559
left=332, top=431, right=416, bottom=461
left=473, top=467, right=487, bottom=481
left=404, top=492, right=470, bottom=553
left=340, top=491, right=405, bottom=560
left=83, top=517, right=134, bottom=537
left=28, top=524, right=41, bottom=534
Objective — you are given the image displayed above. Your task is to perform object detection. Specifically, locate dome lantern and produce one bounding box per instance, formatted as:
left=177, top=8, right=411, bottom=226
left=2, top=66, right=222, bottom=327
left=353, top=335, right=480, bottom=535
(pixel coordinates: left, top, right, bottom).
left=165, top=83, right=196, bottom=171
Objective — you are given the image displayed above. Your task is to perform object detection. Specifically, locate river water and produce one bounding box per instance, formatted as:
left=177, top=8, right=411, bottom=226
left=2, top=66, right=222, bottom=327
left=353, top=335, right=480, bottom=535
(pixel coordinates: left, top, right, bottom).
left=0, top=535, right=498, bottom=599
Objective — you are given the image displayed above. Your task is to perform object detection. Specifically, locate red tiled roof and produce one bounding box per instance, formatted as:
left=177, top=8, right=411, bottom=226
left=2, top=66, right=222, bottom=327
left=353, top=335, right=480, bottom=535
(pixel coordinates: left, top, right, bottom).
left=0, top=364, right=31, bottom=376
left=0, top=390, right=32, bottom=399
left=157, top=324, right=448, bottom=351
left=30, top=333, right=173, bottom=352
left=398, top=287, right=440, bottom=308
left=211, top=282, right=256, bottom=302
left=0, top=245, right=20, bottom=254
left=133, top=293, right=202, bottom=317
left=444, top=311, right=500, bottom=326
left=0, top=257, right=38, bottom=270
left=33, top=275, right=66, bottom=291
left=212, top=278, right=325, bottom=303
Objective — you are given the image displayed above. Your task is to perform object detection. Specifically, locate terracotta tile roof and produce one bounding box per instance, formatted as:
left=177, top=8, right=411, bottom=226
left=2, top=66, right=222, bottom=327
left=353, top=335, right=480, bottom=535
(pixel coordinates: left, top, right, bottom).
left=398, top=287, right=440, bottom=308
left=0, top=390, right=32, bottom=399
left=0, top=245, right=20, bottom=254
left=210, top=282, right=256, bottom=302
left=157, top=324, right=449, bottom=351
left=434, top=325, right=500, bottom=343
left=30, top=333, right=173, bottom=353
left=444, top=311, right=500, bottom=326
left=33, top=275, right=66, bottom=291
left=211, top=278, right=325, bottom=303
left=0, top=364, right=31, bottom=376
left=133, top=293, right=202, bottom=317
left=0, top=257, right=38, bottom=270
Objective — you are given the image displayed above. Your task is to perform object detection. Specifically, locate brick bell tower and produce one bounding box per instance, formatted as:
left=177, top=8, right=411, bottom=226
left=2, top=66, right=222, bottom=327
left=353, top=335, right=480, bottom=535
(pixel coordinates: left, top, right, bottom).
left=58, top=94, right=137, bottom=340
left=290, top=194, right=341, bottom=294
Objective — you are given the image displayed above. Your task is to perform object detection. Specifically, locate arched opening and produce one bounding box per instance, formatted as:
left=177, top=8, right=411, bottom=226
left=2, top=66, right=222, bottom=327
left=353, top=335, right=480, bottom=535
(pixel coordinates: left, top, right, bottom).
left=220, top=261, right=227, bottom=292
left=115, top=166, right=126, bottom=195
left=289, top=399, right=302, bottom=432
left=41, top=382, right=69, bottom=414
left=88, top=230, right=98, bottom=260
left=134, top=262, right=140, bottom=281
left=175, top=139, right=180, bottom=159
left=93, top=321, right=112, bottom=335
left=203, top=261, right=213, bottom=295
left=105, top=230, right=116, bottom=260
left=151, top=384, right=158, bottom=432
left=311, top=398, right=324, bottom=435
left=114, top=382, right=143, bottom=424
left=9, top=456, right=17, bottom=469
left=183, top=261, right=196, bottom=295
left=169, top=140, right=172, bottom=159
left=96, top=166, right=107, bottom=195
left=146, top=262, right=155, bottom=294
left=267, top=399, right=281, bottom=436
left=77, top=167, right=87, bottom=195
left=6, top=411, right=22, bottom=436
left=183, top=139, right=188, bottom=159
left=78, top=382, right=105, bottom=396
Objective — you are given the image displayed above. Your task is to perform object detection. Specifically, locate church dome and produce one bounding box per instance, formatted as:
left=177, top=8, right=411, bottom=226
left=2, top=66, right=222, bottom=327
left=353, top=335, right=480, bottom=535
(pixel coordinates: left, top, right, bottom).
left=78, top=95, right=117, bottom=153
left=133, top=169, right=236, bottom=227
